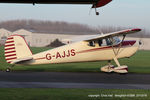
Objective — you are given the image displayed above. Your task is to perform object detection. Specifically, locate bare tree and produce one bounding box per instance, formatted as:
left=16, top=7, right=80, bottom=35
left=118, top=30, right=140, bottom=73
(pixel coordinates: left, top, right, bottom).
left=0, top=19, right=149, bottom=37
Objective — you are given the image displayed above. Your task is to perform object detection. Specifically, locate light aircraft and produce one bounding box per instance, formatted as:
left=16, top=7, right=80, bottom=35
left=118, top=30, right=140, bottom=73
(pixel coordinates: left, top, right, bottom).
left=4, top=28, right=141, bottom=73
left=0, top=0, right=112, bottom=15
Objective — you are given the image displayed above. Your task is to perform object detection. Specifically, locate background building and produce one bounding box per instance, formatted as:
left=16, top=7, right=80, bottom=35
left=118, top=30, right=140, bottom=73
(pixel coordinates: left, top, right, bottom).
left=0, top=28, right=149, bottom=50
left=0, top=28, right=80, bottom=47
left=0, top=28, right=12, bottom=45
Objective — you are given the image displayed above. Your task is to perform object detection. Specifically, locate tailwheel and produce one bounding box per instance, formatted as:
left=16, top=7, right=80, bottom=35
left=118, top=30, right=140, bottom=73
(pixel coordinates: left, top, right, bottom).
left=6, top=67, right=11, bottom=72
left=6, top=65, right=14, bottom=72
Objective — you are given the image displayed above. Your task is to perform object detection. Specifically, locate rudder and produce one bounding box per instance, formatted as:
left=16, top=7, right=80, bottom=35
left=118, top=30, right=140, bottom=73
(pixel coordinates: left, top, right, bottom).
left=5, top=35, right=32, bottom=64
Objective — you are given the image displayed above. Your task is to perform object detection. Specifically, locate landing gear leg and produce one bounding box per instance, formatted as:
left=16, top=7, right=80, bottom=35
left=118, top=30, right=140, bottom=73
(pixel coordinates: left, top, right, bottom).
left=113, top=57, right=120, bottom=67
left=113, top=57, right=128, bottom=73
left=101, top=58, right=128, bottom=74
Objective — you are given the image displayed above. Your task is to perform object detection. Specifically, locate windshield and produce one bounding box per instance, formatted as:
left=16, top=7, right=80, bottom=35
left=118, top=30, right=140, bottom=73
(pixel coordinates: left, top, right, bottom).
left=88, top=36, right=121, bottom=47
left=112, top=36, right=121, bottom=45
left=105, top=36, right=121, bottom=46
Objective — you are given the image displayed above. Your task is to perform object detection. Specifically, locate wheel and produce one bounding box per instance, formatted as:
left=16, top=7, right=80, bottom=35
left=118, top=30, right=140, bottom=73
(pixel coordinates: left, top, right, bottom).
left=113, top=65, right=128, bottom=74
left=96, top=12, right=99, bottom=15
left=6, top=68, right=11, bottom=72
left=100, top=65, right=115, bottom=73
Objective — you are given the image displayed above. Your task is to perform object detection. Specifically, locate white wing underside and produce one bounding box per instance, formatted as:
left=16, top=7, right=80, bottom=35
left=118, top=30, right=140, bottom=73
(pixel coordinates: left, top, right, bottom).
left=70, top=28, right=141, bottom=42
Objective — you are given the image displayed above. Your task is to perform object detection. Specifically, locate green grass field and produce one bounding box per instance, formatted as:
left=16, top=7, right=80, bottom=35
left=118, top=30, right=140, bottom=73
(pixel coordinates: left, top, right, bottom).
left=1, top=47, right=150, bottom=99
left=0, top=46, right=150, bottom=73
left=0, top=88, right=150, bottom=100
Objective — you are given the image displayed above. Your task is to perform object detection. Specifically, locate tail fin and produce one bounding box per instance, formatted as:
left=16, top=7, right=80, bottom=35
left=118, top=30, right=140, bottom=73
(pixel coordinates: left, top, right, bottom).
left=5, top=35, right=32, bottom=64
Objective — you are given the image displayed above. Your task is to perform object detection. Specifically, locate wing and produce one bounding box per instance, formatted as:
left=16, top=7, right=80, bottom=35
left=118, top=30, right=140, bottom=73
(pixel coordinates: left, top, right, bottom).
left=84, top=28, right=141, bottom=41
left=11, top=57, right=33, bottom=64
left=0, top=0, right=112, bottom=8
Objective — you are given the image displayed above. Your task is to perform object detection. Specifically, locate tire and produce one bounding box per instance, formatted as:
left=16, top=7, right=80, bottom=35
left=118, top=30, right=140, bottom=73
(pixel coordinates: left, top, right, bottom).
left=6, top=68, right=10, bottom=72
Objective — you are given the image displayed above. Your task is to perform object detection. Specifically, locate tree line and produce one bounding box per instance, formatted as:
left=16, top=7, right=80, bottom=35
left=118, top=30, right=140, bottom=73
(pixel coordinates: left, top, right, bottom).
left=0, top=19, right=149, bottom=37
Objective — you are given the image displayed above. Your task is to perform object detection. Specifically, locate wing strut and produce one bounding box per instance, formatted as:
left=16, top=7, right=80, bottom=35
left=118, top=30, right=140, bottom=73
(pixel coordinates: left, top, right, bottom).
left=116, top=35, right=126, bottom=55
left=109, top=35, right=126, bottom=67
left=109, top=35, right=126, bottom=56
left=101, top=35, right=128, bottom=73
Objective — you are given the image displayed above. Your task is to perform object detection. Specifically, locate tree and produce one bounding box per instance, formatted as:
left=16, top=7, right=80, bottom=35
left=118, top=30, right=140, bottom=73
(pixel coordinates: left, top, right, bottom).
left=46, top=39, right=65, bottom=47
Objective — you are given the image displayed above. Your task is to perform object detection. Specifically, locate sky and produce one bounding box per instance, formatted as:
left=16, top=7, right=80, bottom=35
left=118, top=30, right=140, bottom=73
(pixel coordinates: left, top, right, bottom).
left=0, top=0, right=149, bottom=31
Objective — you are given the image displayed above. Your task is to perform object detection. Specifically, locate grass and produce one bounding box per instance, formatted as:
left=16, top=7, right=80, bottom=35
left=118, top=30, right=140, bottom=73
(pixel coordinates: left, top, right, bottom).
left=1, top=47, right=150, bottom=100
left=0, top=88, right=150, bottom=100
left=0, top=46, right=150, bottom=73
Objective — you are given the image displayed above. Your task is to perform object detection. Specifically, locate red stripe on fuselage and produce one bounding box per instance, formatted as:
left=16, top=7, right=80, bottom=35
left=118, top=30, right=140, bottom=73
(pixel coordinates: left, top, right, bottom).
left=34, top=57, right=46, bottom=60
left=121, top=40, right=136, bottom=46
left=76, top=46, right=111, bottom=54
left=34, top=41, right=136, bottom=61
left=77, top=40, right=136, bottom=54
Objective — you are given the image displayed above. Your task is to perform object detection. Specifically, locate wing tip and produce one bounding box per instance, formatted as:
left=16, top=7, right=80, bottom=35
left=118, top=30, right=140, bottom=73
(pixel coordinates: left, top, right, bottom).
left=131, top=28, right=142, bottom=32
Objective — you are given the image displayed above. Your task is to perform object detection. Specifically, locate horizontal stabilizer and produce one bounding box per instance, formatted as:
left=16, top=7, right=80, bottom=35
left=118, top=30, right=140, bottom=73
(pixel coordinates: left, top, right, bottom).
left=11, top=57, right=33, bottom=64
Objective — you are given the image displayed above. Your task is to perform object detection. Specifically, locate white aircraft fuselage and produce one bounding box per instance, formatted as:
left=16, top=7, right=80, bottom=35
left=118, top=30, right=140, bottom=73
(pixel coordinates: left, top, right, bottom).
left=4, top=28, right=141, bottom=73
left=26, top=40, right=138, bottom=65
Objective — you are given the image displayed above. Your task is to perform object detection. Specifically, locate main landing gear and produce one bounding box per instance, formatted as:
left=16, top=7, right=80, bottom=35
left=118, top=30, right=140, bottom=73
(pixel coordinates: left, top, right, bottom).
left=101, top=35, right=128, bottom=74
left=101, top=58, right=128, bottom=74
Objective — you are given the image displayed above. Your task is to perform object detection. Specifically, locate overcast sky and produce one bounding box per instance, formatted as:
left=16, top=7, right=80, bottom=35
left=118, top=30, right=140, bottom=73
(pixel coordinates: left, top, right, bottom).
left=0, top=0, right=149, bottom=31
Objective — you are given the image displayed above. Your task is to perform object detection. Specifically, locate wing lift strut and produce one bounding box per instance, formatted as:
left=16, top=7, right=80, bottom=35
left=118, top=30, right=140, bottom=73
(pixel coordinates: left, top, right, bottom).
left=101, top=35, right=128, bottom=74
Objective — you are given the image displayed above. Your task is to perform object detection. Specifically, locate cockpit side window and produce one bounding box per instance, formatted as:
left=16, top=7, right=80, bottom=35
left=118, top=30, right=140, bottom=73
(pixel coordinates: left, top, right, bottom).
left=111, top=36, right=121, bottom=45
left=88, top=41, right=95, bottom=47
left=88, top=37, right=120, bottom=47
left=105, top=38, right=112, bottom=46
left=98, top=39, right=103, bottom=46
